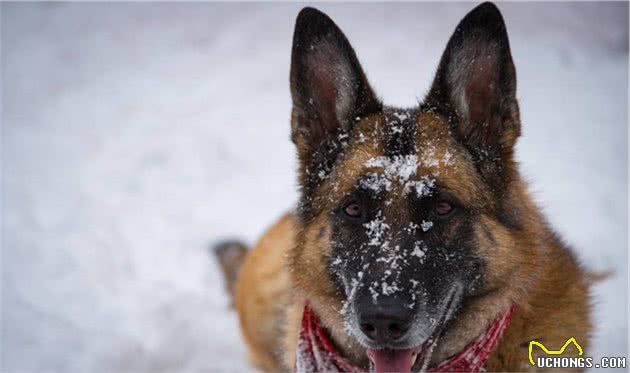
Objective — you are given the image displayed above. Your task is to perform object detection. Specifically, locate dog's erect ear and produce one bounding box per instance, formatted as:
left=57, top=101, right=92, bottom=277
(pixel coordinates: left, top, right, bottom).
left=425, top=2, right=520, bottom=168
left=290, top=7, right=381, bottom=152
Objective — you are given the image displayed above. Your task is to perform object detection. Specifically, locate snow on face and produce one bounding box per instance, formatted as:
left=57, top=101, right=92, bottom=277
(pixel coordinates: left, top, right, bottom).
left=359, top=172, right=392, bottom=193
left=363, top=142, right=452, bottom=199
left=366, top=155, right=419, bottom=188
left=329, top=110, right=465, bottom=321
left=336, top=149, right=443, bottom=307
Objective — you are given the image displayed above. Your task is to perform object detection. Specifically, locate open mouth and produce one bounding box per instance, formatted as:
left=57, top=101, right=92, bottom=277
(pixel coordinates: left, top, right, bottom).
left=364, top=285, right=461, bottom=373
left=366, top=337, right=438, bottom=373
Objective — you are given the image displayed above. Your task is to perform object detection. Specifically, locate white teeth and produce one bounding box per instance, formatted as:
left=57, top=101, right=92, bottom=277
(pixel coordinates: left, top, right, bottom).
left=411, top=353, right=418, bottom=367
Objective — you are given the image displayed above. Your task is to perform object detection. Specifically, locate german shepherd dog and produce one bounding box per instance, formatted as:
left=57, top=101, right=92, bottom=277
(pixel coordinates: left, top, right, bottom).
left=216, top=2, right=592, bottom=372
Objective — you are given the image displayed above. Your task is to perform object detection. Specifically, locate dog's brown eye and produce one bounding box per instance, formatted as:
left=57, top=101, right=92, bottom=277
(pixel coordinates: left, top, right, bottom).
left=344, top=202, right=362, bottom=218
left=434, top=200, right=454, bottom=216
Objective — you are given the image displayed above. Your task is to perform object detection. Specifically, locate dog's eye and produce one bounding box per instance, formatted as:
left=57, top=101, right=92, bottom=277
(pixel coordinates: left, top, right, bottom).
left=433, top=200, right=454, bottom=216
left=343, top=202, right=362, bottom=218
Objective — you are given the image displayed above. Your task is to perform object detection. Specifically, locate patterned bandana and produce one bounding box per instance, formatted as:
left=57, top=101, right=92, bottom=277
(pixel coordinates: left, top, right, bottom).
left=295, top=303, right=516, bottom=373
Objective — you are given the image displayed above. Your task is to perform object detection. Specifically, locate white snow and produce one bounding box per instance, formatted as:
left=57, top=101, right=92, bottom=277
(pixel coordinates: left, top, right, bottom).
left=2, top=3, right=627, bottom=372
left=420, top=221, right=433, bottom=232
left=411, top=176, right=436, bottom=199
left=364, top=213, right=390, bottom=247
left=365, top=155, right=438, bottom=198
left=411, top=242, right=426, bottom=259
left=359, top=172, right=392, bottom=193
left=366, top=155, right=419, bottom=184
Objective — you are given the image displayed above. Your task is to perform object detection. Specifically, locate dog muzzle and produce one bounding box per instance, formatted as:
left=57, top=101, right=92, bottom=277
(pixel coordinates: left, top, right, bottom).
left=294, top=303, right=515, bottom=373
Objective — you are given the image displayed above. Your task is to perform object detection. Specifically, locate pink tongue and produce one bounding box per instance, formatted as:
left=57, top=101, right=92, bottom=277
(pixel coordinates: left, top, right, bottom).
left=367, top=348, right=415, bottom=373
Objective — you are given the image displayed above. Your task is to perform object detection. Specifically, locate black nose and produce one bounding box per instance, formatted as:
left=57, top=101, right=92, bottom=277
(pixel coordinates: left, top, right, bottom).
left=357, top=298, right=413, bottom=344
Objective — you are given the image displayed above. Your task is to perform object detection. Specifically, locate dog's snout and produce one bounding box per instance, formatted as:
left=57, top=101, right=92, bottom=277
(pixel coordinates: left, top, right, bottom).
left=357, top=298, right=413, bottom=344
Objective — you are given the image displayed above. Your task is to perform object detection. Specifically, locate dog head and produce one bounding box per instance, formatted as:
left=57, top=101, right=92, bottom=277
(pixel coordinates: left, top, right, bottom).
left=288, top=3, right=538, bottom=371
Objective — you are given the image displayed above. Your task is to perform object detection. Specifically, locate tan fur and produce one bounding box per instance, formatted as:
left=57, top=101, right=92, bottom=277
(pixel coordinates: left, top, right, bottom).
left=234, top=213, right=294, bottom=371
left=232, top=111, right=592, bottom=372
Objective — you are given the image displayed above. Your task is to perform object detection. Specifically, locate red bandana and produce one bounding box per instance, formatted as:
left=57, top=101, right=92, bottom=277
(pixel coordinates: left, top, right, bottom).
left=295, top=303, right=515, bottom=373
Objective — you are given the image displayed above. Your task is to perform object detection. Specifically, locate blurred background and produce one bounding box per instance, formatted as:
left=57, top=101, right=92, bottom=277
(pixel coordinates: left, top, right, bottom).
left=2, top=2, right=628, bottom=372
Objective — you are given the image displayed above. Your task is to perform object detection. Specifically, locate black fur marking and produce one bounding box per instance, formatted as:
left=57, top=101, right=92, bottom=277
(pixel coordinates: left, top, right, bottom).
left=496, top=206, right=521, bottom=231
left=383, top=108, right=417, bottom=158
left=495, top=196, right=522, bottom=231
left=297, top=135, right=348, bottom=223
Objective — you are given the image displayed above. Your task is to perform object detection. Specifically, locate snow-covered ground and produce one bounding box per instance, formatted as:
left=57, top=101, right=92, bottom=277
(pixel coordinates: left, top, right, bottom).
left=2, top=2, right=627, bottom=372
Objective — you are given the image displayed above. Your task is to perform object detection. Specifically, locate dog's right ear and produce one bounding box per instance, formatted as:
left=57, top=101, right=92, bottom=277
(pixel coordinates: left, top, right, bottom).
left=290, top=7, right=381, bottom=158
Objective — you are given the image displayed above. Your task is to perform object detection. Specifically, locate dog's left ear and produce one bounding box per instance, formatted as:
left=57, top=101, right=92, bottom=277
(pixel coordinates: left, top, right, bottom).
left=425, top=2, right=520, bottom=177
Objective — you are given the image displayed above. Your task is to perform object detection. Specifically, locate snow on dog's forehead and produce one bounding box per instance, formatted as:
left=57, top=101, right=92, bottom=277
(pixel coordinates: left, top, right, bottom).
left=324, top=111, right=484, bottom=205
